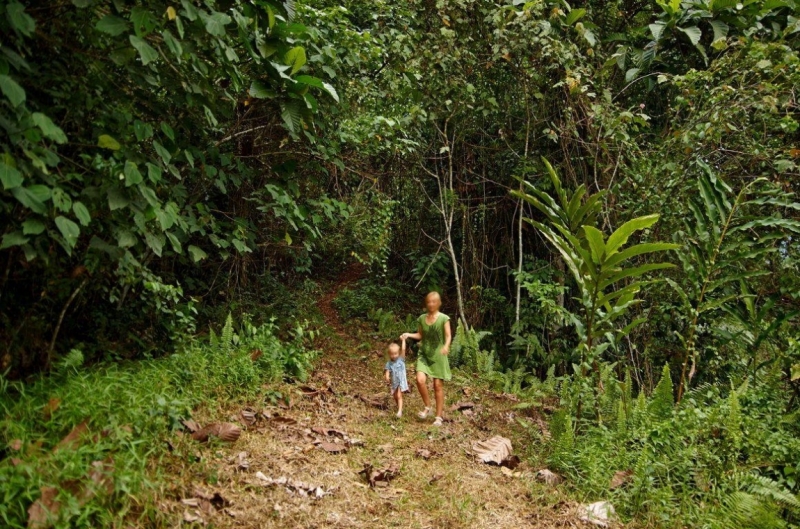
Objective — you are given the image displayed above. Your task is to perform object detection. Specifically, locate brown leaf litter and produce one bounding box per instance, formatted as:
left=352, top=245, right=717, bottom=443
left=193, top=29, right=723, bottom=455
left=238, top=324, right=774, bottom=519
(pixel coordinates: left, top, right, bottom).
left=191, top=422, right=242, bottom=443
left=359, top=393, right=388, bottom=410
left=359, top=462, right=400, bottom=488
left=27, top=458, right=115, bottom=529
left=609, top=469, right=633, bottom=489
left=471, top=435, right=513, bottom=465
left=536, top=468, right=564, bottom=485
left=255, top=472, right=331, bottom=499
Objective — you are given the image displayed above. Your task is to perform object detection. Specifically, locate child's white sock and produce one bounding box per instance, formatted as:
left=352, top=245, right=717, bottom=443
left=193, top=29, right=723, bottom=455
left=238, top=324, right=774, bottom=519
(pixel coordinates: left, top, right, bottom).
left=433, top=416, right=443, bottom=427
left=418, top=406, right=431, bottom=419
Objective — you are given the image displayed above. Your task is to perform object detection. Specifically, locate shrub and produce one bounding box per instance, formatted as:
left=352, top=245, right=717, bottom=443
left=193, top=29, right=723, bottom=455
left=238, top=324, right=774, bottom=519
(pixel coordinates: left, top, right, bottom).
left=0, top=315, right=317, bottom=528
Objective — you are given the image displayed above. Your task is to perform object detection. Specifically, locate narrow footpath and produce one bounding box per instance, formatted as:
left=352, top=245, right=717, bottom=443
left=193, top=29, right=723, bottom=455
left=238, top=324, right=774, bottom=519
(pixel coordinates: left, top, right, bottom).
left=166, top=272, right=576, bottom=528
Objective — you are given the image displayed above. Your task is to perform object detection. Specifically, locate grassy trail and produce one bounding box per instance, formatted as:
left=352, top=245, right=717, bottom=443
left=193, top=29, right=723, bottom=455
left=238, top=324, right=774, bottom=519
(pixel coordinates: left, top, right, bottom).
left=161, top=272, right=573, bottom=528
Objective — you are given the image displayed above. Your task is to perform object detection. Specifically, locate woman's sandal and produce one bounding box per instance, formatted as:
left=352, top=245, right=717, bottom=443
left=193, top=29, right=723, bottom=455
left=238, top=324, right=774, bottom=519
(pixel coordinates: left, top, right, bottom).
left=418, top=407, right=431, bottom=419
left=432, top=416, right=443, bottom=427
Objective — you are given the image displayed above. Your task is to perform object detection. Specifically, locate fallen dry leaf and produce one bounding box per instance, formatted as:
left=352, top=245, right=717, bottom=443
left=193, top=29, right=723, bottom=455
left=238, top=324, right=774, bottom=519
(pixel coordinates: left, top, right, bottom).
left=536, top=469, right=563, bottom=485
left=264, top=413, right=297, bottom=427
left=240, top=408, right=257, bottom=427
left=250, top=349, right=262, bottom=361
left=318, top=442, right=347, bottom=454
left=471, top=436, right=512, bottom=465
left=235, top=451, right=250, bottom=471
left=192, top=487, right=229, bottom=510
left=429, top=474, right=443, bottom=485
left=449, top=401, right=475, bottom=412
left=191, top=422, right=241, bottom=443
left=255, top=472, right=330, bottom=498
left=55, top=421, right=89, bottom=451
left=43, top=398, right=61, bottom=420
left=182, top=419, right=201, bottom=433
left=609, top=469, right=633, bottom=489
left=359, top=394, right=388, bottom=410
left=27, top=486, right=60, bottom=529
left=359, top=462, right=400, bottom=488
left=86, top=458, right=115, bottom=499
left=579, top=501, right=615, bottom=527
left=415, top=448, right=432, bottom=460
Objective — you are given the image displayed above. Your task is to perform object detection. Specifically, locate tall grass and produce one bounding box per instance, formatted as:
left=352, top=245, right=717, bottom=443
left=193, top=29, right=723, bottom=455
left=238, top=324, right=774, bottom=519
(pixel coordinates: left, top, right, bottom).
left=0, top=315, right=317, bottom=528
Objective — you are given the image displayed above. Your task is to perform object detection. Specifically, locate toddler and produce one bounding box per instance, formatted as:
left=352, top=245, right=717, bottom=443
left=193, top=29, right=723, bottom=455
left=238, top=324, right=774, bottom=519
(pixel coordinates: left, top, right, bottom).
left=384, top=340, right=410, bottom=417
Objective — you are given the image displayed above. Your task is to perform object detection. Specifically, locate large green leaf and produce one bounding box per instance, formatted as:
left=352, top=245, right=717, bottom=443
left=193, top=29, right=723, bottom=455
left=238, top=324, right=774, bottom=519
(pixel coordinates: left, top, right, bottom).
left=285, top=46, right=306, bottom=74
left=0, top=231, right=28, bottom=249
left=55, top=215, right=80, bottom=250
left=599, top=262, right=675, bottom=290
left=22, top=218, right=45, bottom=235
left=294, top=75, right=339, bottom=102
left=0, top=163, right=23, bottom=190
left=72, top=201, right=91, bottom=226
left=604, top=242, right=680, bottom=268
left=606, top=214, right=660, bottom=254
left=129, top=35, right=158, bottom=65
left=124, top=161, right=143, bottom=187
left=188, top=245, right=208, bottom=262
left=201, top=11, right=231, bottom=37
left=678, top=26, right=702, bottom=46
left=32, top=113, right=67, bottom=144
left=6, top=2, right=35, bottom=36
left=107, top=187, right=129, bottom=211
left=0, top=74, right=26, bottom=107
left=96, top=15, right=129, bottom=36
left=98, top=134, right=121, bottom=150
left=582, top=226, right=606, bottom=264
left=565, top=8, right=586, bottom=25
left=249, top=80, right=277, bottom=99
left=12, top=185, right=50, bottom=214
left=144, top=231, right=165, bottom=256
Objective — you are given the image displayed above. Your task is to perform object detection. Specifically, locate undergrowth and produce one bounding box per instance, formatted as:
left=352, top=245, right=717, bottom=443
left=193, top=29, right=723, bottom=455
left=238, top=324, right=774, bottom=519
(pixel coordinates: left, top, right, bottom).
left=544, top=368, right=800, bottom=529
left=0, top=314, right=317, bottom=528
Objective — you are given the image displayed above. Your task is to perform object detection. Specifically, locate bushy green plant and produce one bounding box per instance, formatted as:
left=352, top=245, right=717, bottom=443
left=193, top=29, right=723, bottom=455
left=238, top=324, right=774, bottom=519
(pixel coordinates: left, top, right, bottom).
left=333, top=279, right=407, bottom=320
left=0, top=314, right=317, bottom=527
left=450, top=319, right=491, bottom=369
left=514, top=158, right=679, bottom=420
left=649, top=364, right=675, bottom=421
left=547, top=371, right=800, bottom=528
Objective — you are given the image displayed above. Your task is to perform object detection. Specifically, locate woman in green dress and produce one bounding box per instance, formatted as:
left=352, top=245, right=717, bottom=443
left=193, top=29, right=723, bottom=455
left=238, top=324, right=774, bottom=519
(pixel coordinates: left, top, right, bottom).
left=400, top=292, right=452, bottom=426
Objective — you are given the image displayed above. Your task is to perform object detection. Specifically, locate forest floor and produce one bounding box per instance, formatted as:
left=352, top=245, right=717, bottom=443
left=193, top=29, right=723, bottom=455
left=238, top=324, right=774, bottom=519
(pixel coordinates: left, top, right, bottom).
left=157, top=268, right=586, bottom=528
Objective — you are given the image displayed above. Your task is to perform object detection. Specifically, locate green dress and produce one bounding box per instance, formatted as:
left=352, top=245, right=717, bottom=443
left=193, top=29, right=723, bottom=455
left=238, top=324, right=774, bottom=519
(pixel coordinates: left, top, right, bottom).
left=415, top=313, right=451, bottom=381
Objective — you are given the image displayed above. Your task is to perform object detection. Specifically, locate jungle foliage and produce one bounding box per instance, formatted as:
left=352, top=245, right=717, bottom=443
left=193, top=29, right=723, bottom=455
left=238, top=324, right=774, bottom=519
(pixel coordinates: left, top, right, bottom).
left=1, top=0, right=800, bottom=527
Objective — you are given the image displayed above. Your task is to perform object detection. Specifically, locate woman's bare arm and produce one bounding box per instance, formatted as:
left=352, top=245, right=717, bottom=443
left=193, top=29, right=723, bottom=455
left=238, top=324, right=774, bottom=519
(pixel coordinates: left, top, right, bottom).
left=441, top=320, right=452, bottom=355
left=400, top=325, right=423, bottom=342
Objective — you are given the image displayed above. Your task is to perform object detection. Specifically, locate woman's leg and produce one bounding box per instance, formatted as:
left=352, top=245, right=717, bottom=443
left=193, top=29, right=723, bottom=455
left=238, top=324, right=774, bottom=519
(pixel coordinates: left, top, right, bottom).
left=433, top=378, right=444, bottom=418
left=416, top=371, right=430, bottom=409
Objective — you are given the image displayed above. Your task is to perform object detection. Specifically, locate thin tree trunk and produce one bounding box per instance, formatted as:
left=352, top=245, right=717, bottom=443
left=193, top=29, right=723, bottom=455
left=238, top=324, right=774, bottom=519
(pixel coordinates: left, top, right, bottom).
left=515, top=91, right=532, bottom=327
left=47, top=277, right=89, bottom=370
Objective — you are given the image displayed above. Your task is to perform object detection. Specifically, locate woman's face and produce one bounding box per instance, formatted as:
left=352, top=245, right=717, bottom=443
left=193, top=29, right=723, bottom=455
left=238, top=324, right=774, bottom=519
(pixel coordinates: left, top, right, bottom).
left=425, top=293, right=441, bottom=313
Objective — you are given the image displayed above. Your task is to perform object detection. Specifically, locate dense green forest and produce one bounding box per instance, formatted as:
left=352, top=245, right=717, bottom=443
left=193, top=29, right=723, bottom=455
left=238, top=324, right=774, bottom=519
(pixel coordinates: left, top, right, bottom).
left=1, top=0, right=800, bottom=527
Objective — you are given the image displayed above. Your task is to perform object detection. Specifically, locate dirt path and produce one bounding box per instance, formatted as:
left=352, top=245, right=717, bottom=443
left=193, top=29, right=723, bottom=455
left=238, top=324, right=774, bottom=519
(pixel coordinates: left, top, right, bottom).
left=169, top=273, right=573, bottom=528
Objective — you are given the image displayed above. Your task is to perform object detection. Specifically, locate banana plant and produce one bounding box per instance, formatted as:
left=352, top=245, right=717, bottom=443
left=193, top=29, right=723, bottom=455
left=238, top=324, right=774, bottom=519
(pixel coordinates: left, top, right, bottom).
left=670, top=160, right=800, bottom=401
left=513, top=158, right=679, bottom=420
